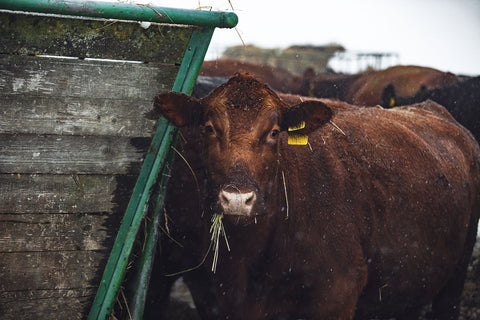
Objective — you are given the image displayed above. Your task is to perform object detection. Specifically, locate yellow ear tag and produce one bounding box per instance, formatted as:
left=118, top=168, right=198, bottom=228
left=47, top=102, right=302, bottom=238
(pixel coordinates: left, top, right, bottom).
left=287, top=121, right=307, bottom=145
left=288, top=133, right=308, bottom=145
left=288, top=121, right=306, bottom=132
left=389, top=97, right=396, bottom=107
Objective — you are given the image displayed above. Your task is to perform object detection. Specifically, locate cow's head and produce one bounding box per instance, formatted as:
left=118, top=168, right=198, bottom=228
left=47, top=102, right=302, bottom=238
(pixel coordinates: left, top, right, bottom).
left=155, top=74, right=332, bottom=223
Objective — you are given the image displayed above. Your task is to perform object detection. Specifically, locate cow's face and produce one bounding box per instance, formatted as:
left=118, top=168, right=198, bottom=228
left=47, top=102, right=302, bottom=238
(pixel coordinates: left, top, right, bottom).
left=155, top=74, right=332, bottom=223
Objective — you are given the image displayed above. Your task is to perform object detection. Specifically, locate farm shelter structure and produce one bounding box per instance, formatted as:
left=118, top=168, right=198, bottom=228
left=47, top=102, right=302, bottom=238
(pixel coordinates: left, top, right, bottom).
left=0, top=1, right=237, bottom=319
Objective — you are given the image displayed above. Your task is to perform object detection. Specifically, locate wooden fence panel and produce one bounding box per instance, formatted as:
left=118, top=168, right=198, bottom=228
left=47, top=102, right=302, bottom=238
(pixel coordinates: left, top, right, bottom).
left=0, top=174, right=135, bottom=214
left=0, top=213, right=110, bottom=252
left=0, top=288, right=96, bottom=320
left=0, top=8, right=194, bottom=318
left=0, top=133, right=149, bottom=174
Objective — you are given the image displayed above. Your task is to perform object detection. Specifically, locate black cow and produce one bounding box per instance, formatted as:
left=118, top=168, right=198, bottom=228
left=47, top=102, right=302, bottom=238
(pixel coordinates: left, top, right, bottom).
left=381, top=76, right=480, bottom=141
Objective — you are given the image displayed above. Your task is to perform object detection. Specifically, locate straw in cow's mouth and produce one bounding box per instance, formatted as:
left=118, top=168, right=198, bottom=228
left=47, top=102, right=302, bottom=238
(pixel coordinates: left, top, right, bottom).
left=164, top=213, right=231, bottom=277
left=210, top=213, right=230, bottom=273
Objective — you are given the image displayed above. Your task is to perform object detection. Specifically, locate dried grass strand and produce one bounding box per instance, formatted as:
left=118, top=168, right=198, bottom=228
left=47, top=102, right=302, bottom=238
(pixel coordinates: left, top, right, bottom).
left=210, top=214, right=230, bottom=273
left=234, top=27, right=245, bottom=46
left=120, top=286, right=133, bottom=320
left=171, top=146, right=201, bottom=196
left=329, top=120, right=346, bottom=136
left=165, top=214, right=230, bottom=276
left=165, top=241, right=212, bottom=277
left=158, top=223, right=184, bottom=248
left=282, top=170, right=289, bottom=219
left=141, top=5, right=174, bottom=23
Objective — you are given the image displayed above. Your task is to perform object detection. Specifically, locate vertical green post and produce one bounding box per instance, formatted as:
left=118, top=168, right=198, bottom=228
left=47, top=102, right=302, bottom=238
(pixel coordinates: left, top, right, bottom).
left=87, top=116, right=176, bottom=320
left=127, top=26, right=215, bottom=319
left=88, top=26, right=216, bottom=320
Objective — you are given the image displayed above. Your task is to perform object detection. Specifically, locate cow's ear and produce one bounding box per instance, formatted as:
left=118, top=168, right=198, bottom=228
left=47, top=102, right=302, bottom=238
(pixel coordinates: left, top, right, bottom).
left=381, top=84, right=397, bottom=108
left=280, top=101, right=332, bottom=145
left=281, top=101, right=332, bottom=133
left=154, top=92, right=203, bottom=127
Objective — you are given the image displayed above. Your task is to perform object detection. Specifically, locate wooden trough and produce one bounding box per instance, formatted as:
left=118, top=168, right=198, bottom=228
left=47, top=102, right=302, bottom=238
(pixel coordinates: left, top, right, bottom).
left=0, top=1, right=237, bottom=319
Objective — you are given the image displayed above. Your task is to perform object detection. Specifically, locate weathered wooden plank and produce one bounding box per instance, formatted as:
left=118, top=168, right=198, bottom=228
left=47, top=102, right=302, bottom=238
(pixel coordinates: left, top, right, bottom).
left=0, top=213, right=110, bottom=252
left=0, top=94, right=158, bottom=137
left=0, top=250, right=107, bottom=291
left=0, top=174, right=136, bottom=214
left=0, top=11, right=194, bottom=62
left=0, top=54, right=178, bottom=99
left=0, top=133, right=150, bottom=174
left=0, top=288, right=96, bottom=320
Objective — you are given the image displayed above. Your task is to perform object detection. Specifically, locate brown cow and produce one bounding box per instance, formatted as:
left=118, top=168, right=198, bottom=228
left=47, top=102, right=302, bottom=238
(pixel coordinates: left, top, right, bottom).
left=302, top=65, right=461, bottom=106
left=345, top=65, right=461, bottom=106
left=154, top=74, right=480, bottom=319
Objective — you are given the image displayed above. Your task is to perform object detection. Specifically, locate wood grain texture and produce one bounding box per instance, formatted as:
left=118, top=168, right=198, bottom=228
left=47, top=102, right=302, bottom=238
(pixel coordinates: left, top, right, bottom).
left=0, top=213, right=110, bottom=252
left=0, top=173, right=137, bottom=214
left=0, top=55, right=176, bottom=137
left=0, top=133, right=150, bottom=174
left=0, top=95, right=157, bottom=137
left=0, top=251, right=107, bottom=319
left=0, top=250, right=107, bottom=292
left=0, top=288, right=96, bottom=320
left=0, top=54, right=178, bottom=99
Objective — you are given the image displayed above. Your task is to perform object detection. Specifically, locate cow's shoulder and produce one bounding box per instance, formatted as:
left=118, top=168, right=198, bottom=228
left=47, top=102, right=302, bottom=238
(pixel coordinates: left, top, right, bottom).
left=392, top=99, right=457, bottom=124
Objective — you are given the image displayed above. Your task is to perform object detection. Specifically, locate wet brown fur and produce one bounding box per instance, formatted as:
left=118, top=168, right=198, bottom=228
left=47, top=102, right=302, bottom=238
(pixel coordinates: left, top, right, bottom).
left=152, top=74, right=480, bottom=320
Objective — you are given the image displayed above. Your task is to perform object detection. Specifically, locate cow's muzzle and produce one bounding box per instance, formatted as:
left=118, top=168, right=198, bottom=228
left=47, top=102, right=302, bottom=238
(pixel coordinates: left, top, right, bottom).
left=219, top=189, right=257, bottom=216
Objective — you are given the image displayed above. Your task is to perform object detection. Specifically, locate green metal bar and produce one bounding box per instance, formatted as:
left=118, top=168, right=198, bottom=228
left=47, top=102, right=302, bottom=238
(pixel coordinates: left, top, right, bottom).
left=174, top=27, right=216, bottom=94
left=88, top=118, right=177, bottom=320
left=0, top=0, right=238, bottom=28
left=128, top=144, right=177, bottom=319
left=127, top=26, right=216, bottom=318
left=87, top=19, right=217, bottom=319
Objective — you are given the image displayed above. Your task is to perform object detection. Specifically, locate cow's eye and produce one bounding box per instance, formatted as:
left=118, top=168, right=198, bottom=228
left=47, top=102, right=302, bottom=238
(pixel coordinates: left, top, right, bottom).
left=205, top=121, right=217, bottom=136
left=205, top=125, right=214, bottom=134
left=265, top=126, right=281, bottom=144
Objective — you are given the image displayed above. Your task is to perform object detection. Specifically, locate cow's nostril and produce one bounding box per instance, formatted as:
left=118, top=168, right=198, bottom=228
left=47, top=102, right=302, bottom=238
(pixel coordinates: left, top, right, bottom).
left=245, top=194, right=254, bottom=205
left=221, top=193, right=229, bottom=205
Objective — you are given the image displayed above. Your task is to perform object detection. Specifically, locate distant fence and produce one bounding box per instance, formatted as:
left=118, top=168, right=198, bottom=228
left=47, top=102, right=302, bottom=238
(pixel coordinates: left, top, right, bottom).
left=328, top=51, right=400, bottom=74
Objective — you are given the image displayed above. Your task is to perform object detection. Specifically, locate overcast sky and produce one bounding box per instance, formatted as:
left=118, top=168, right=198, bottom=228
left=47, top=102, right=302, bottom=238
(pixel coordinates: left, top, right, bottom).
left=112, top=0, right=480, bottom=75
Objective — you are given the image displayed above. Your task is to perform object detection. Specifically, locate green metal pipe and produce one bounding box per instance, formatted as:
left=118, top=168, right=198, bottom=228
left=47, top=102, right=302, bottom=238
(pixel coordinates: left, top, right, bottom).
left=125, top=26, right=215, bottom=318
left=128, top=143, right=177, bottom=319
left=0, top=0, right=238, bottom=28
left=87, top=119, right=177, bottom=320
left=172, top=27, right=216, bottom=94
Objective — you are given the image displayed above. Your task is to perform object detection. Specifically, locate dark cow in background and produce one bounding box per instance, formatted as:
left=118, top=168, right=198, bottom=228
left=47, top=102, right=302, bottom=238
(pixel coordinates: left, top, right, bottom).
left=200, top=59, right=302, bottom=93
left=299, top=67, right=363, bottom=99
left=154, top=74, right=480, bottom=320
left=192, top=75, right=228, bottom=98
left=381, top=76, right=480, bottom=141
